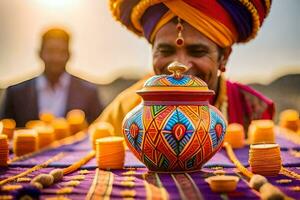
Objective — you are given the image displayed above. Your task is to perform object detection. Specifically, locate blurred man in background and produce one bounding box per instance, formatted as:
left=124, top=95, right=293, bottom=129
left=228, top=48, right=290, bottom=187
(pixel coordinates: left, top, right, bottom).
left=0, top=28, right=103, bottom=127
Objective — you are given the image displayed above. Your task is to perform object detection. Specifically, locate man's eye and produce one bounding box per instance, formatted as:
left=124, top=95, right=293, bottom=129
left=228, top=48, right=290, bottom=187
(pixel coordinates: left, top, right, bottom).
left=189, top=50, right=208, bottom=57
left=159, top=48, right=175, bottom=56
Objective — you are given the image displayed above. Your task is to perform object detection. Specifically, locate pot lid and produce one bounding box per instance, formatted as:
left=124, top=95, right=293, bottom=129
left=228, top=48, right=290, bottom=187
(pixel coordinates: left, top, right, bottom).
left=137, top=62, right=214, bottom=102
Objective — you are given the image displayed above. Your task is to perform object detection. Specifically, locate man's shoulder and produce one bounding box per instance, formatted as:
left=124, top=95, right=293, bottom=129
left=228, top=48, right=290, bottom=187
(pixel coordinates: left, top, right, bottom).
left=7, top=77, right=37, bottom=93
left=70, top=75, right=98, bottom=90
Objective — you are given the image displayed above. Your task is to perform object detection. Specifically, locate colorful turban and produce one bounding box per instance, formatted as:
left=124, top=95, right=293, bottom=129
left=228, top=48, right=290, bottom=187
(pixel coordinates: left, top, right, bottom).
left=110, top=0, right=272, bottom=47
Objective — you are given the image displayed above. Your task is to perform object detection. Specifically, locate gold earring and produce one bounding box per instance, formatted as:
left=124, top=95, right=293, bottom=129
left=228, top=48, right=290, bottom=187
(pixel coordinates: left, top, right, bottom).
left=220, top=64, right=226, bottom=72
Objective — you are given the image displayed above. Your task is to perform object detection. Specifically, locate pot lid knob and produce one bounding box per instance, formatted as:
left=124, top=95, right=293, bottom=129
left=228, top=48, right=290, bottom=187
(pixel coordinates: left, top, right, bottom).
left=167, top=61, right=188, bottom=79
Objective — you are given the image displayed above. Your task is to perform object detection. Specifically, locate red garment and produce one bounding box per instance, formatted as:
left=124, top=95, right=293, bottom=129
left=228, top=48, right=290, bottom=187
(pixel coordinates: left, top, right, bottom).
left=226, top=80, right=275, bottom=128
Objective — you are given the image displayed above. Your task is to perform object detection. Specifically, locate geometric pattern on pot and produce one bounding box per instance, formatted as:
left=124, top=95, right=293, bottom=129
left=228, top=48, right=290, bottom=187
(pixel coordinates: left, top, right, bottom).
left=144, top=74, right=207, bottom=87
left=123, top=104, right=226, bottom=171
left=161, top=108, right=195, bottom=156
left=141, top=105, right=223, bottom=171
left=208, top=105, right=226, bottom=149
left=123, top=104, right=144, bottom=157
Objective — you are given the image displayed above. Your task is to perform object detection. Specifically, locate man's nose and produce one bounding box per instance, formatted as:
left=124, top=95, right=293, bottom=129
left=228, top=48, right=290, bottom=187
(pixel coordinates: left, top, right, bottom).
left=175, top=52, right=192, bottom=69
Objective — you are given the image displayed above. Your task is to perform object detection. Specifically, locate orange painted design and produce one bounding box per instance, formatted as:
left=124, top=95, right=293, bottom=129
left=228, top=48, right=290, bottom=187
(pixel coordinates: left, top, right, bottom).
left=173, top=123, right=186, bottom=141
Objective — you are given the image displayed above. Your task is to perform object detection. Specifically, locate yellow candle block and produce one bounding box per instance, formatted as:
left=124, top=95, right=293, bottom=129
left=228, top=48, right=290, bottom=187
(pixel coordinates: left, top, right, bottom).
left=67, top=109, right=87, bottom=135
left=224, top=123, right=245, bottom=148
left=205, top=175, right=239, bottom=193
left=39, top=112, right=55, bottom=124
left=96, top=136, right=125, bottom=169
left=248, top=120, right=275, bottom=144
left=0, top=121, right=3, bottom=133
left=0, top=134, right=9, bottom=166
left=13, top=129, right=38, bottom=157
left=89, top=122, right=114, bottom=150
left=25, top=120, right=46, bottom=129
left=1, top=119, right=16, bottom=139
left=67, top=109, right=85, bottom=124
left=249, top=143, right=281, bottom=176
left=34, top=126, right=55, bottom=149
left=279, top=109, right=299, bottom=132
left=51, top=118, right=70, bottom=140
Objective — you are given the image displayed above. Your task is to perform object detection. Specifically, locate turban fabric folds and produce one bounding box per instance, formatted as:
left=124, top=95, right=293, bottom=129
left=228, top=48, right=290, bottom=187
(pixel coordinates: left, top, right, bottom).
left=110, top=0, right=271, bottom=48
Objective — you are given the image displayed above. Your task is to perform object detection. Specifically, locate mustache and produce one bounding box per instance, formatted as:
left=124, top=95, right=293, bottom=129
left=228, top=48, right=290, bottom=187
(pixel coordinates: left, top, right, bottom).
left=185, top=70, right=206, bottom=81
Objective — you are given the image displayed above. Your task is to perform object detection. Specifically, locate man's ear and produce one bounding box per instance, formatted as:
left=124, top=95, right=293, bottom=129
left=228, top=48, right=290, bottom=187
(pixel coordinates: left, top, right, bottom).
left=219, top=47, right=232, bottom=72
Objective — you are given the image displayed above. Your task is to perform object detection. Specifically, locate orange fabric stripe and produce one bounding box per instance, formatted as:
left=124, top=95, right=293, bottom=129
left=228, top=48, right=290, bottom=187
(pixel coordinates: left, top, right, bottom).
left=132, top=0, right=236, bottom=46
left=163, top=0, right=236, bottom=47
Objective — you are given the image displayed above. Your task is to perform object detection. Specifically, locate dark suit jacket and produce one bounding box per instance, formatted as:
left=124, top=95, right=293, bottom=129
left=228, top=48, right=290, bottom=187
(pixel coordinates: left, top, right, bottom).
left=0, top=75, right=103, bottom=127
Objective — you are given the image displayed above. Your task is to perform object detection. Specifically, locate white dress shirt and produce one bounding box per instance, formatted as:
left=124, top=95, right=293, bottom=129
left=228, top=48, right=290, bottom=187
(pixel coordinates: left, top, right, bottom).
left=36, top=73, right=71, bottom=117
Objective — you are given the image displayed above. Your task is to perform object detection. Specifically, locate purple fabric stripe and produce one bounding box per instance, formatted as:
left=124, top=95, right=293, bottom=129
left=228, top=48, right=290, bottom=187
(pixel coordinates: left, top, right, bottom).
left=158, top=173, right=182, bottom=199
left=276, top=133, right=300, bottom=150
left=8, top=132, right=300, bottom=169
left=266, top=167, right=300, bottom=199
left=275, top=127, right=300, bottom=150
left=190, top=171, right=260, bottom=200
left=141, top=3, right=169, bottom=41
left=218, top=0, right=252, bottom=41
left=204, top=149, right=233, bottom=167
left=2, top=167, right=300, bottom=199
left=110, top=170, right=148, bottom=199
left=0, top=167, right=95, bottom=200
left=119, top=0, right=140, bottom=29
left=80, top=149, right=145, bottom=169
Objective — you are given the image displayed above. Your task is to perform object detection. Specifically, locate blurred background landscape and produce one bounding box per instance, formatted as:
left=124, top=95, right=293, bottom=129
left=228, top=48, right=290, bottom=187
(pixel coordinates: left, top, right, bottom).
left=0, top=0, right=299, bottom=120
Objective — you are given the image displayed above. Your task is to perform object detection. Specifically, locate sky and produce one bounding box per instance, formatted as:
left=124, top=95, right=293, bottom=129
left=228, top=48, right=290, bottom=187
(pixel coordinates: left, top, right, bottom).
left=0, top=0, right=299, bottom=88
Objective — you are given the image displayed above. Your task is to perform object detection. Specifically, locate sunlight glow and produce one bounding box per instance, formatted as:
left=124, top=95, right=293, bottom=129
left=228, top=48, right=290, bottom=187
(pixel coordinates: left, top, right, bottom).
left=0, top=1, right=298, bottom=88
left=36, top=0, right=79, bottom=9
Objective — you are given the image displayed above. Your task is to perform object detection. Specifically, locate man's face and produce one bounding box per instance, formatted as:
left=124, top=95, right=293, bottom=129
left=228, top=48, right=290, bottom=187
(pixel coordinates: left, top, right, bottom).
left=40, top=38, right=70, bottom=77
left=152, top=21, right=229, bottom=91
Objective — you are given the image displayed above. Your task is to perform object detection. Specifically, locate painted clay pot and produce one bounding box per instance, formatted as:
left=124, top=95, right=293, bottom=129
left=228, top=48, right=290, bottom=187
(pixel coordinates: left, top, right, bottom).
left=122, top=62, right=227, bottom=172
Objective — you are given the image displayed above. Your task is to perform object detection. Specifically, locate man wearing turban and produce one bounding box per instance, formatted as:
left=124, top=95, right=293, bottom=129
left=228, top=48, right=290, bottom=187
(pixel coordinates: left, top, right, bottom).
left=96, top=0, right=274, bottom=136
